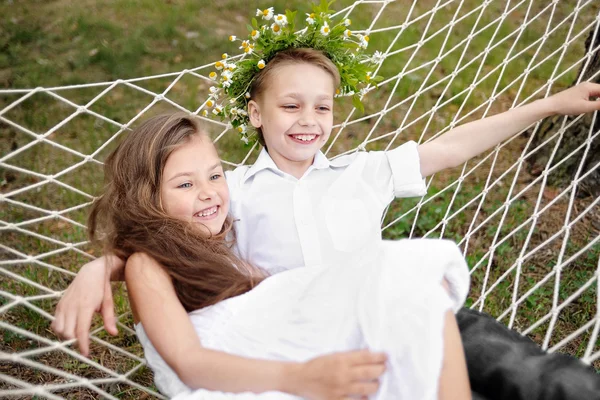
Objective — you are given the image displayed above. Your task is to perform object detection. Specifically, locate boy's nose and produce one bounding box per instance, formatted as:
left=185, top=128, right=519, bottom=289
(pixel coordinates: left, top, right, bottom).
left=298, top=110, right=317, bottom=126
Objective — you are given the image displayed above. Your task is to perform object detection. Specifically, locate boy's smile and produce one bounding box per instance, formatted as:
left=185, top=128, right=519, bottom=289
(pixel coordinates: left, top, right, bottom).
left=249, top=62, right=335, bottom=178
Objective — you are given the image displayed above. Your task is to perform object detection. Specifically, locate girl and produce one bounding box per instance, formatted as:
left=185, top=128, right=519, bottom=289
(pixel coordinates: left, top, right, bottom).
left=89, top=112, right=471, bottom=399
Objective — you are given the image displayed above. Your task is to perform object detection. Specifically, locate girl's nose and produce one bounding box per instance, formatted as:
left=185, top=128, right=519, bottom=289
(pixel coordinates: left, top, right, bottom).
left=197, top=182, right=216, bottom=201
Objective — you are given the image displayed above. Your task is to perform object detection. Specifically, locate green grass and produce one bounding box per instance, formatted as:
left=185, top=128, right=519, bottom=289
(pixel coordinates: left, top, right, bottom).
left=2, top=0, right=600, bottom=396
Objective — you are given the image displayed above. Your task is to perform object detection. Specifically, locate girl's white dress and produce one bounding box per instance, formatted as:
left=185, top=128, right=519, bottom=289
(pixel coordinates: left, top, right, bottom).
left=135, top=239, right=470, bottom=399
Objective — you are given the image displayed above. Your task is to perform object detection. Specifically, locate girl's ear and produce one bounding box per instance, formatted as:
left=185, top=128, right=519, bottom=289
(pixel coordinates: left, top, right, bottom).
left=248, top=100, right=262, bottom=129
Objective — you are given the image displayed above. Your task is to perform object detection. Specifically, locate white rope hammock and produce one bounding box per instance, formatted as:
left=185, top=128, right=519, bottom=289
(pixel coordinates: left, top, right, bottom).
left=1, top=0, right=600, bottom=398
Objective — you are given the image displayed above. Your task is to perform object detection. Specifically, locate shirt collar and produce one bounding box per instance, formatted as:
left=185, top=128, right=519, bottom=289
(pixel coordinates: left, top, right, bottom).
left=242, top=148, right=333, bottom=183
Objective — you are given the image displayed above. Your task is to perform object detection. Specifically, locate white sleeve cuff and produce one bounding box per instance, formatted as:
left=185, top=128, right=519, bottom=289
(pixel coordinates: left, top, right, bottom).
left=385, top=141, right=427, bottom=198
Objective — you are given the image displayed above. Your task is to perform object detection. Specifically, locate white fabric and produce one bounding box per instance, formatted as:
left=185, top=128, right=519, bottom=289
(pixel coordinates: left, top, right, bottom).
left=226, top=141, right=427, bottom=275
left=135, top=239, right=470, bottom=400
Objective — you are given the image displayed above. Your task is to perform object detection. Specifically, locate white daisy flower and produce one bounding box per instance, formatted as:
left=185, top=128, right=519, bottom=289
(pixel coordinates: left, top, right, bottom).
left=239, top=109, right=248, bottom=116
left=222, top=70, right=233, bottom=80
left=274, top=14, right=288, bottom=27
left=344, top=18, right=351, bottom=26
left=240, top=40, right=250, bottom=50
left=209, top=86, right=218, bottom=94
left=257, top=59, right=266, bottom=69
left=241, top=135, right=249, bottom=145
left=222, top=80, right=231, bottom=88
left=205, top=99, right=214, bottom=108
left=214, top=61, right=225, bottom=70
left=257, top=7, right=274, bottom=20
left=356, top=34, right=369, bottom=49
left=201, top=109, right=208, bottom=117
left=209, top=71, right=217, bottom=80
left=229, top=35, right=236, bottom=42
left=320, top=22, right=330, bottom=36
left=365, top=71, right=372, bottom=81
left=306, top=13, right=316, bottom=25
left=271, top=23, right=282, bottom=36
left=371, top=50, right=385, bottom=64
left=221, top=53, right=228, bottom=59
left=245, top=92, right=251, bottom=99
left=244, top=44, right=255, bottom=54
left=238, top=124, right=247, bottom=134
left=251, top=29, right=260, bottom=40
left=343, top=29, right=351, bottom=39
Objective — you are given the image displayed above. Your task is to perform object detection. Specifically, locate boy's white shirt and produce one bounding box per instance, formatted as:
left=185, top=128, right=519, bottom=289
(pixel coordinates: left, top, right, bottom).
left=225, top=141, right=427, bottom=274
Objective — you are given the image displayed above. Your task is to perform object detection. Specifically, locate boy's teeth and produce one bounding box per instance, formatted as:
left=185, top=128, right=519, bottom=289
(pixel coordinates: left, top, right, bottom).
left=293, top=134, right=316, bottom=141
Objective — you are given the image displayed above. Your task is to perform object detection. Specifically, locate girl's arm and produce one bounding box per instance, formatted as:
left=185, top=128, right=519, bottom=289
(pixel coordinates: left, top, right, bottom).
left=126, top=252, right=386, bottom=398
left=438, top=310, right=471, bottom=400
left=418, top=82, right=600, bottom=177
left=52, top=254, right=124, bottom=355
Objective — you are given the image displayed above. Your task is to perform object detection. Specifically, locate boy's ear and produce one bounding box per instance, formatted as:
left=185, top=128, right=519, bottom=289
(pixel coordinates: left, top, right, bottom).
left=248, top=100, right=262, bottom=128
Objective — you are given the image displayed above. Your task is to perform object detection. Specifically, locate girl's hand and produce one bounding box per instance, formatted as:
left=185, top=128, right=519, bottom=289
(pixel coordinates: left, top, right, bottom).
left=292, top=350, right=387, bottom=400
left=51, top=257, right=118, bottom=356
left=547, top=82, right=600, bottom=115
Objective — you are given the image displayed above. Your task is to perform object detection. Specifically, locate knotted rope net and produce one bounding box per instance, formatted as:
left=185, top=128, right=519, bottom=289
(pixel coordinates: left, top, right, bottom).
left=1, top=0, right=599, bottom=398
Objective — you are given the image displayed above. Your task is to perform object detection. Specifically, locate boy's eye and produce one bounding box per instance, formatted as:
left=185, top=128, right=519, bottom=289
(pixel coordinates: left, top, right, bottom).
left=178, top=182, right=192, bottom=188
left=318, top=106, right=331, bottom=111
left=210, top=174, right=221, bottom=181
left=283, top=105, right=298, bottom=110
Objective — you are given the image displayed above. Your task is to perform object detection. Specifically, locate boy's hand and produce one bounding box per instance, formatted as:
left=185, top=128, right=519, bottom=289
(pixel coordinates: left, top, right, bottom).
left=293, top=350, right=387, bottom=399
left=51, top=258, right=117, bottom=356
left=548, top=82, right=600, bottom=115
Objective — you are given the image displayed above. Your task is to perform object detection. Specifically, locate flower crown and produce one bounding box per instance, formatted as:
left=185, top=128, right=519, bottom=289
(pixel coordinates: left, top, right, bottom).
left=202, top=1, right=383, bottom=145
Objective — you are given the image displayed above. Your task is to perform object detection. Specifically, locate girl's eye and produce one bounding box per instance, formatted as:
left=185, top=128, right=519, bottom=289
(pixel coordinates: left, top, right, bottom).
left=178, top=182, right=192, bottom=188
left=283, top=105, right=298, bottom=110
left=210, top=174, right=221, bottom=181
left=318, top=106, right=331, bottom=111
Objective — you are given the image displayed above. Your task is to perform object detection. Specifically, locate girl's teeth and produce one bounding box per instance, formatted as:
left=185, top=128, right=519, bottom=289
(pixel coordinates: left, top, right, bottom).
left=197, top=206, right=217, bottom=217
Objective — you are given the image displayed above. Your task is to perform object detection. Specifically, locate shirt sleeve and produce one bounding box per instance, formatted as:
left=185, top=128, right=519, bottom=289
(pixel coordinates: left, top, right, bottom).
left=385, top=140, right=427, bottom=198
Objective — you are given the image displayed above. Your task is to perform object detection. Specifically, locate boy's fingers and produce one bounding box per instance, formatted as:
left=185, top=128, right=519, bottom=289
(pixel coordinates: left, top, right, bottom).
left=62, top=308, right=77, bottom=340
left=101, top=284, right=118, bottom=336
left=50, top=313, right=64, bottom=336
left=76, top=308, right=95, bottom=357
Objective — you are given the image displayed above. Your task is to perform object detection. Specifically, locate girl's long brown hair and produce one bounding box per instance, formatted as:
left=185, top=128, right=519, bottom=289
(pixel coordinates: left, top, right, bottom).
left=88, top=113, right=264, bottom=312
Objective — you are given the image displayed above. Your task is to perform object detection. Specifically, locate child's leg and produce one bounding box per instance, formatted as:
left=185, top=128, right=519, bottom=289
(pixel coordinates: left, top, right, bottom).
left=438, top=310, right=471, bottom=400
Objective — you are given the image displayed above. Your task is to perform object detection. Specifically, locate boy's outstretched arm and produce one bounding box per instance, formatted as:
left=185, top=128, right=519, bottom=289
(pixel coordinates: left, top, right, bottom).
left=51, top=254, right=125, bottom=356
left=418, top=82, right=600, bottom=177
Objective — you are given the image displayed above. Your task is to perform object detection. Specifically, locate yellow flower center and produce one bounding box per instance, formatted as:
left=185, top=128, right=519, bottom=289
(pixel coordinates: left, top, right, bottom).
left=251, top=30, right=258, bottom=37
left=263, top=9, right=269, bottom=16
left=222, top=53, right=227, bottom=59
left=310, top=13, right=315, bottom=18
left=209, top=72, right=217, bottom=79
left=273, top=25, right=280, bottom=32
left=238, top=126, right=244, bottom=132
left=364, top=36, right=370, bottom=42
left=241, top=41, right=248, bottom=48
left=215, top=61, right=224, bottom=68
left=324, top=27, right=330, bottom=33
left=206, top=100, right=214, bottom=107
